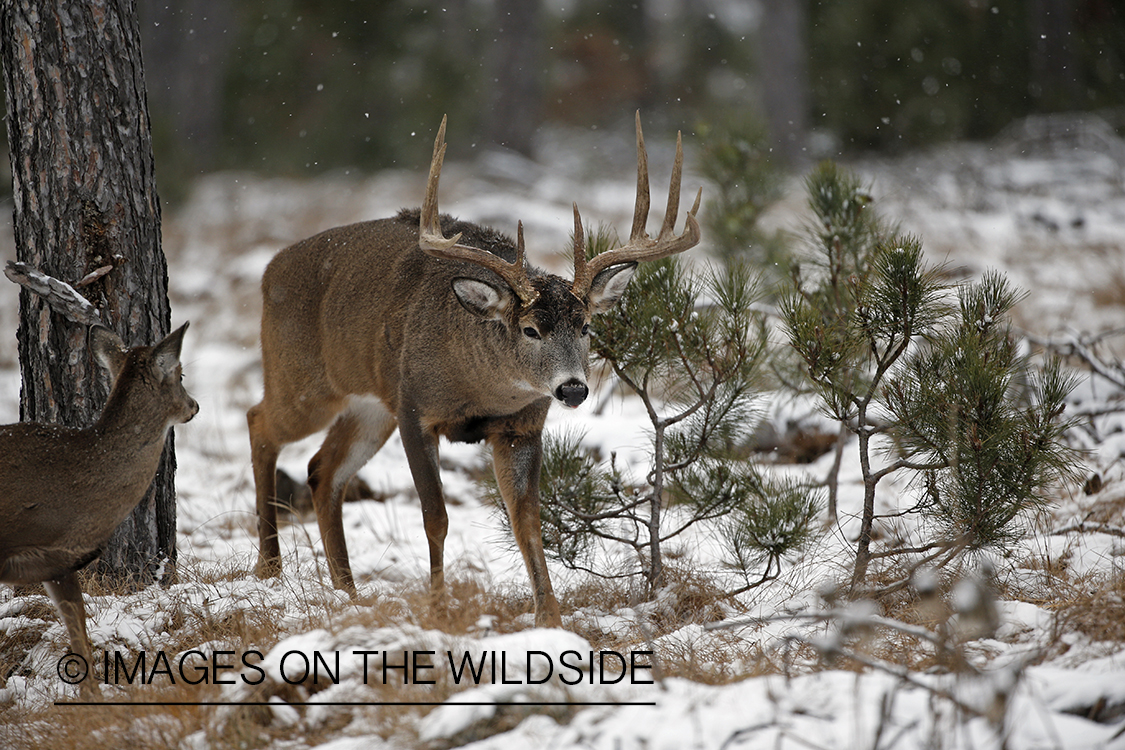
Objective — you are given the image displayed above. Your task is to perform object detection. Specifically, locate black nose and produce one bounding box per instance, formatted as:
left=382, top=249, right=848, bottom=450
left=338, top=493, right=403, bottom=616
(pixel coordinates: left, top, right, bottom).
left=555, top=379, right=589, bottom=408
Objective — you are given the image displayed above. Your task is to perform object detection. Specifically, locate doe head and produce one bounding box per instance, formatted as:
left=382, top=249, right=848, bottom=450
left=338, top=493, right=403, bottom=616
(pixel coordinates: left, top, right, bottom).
left=91, top=322, right=199, bottom=426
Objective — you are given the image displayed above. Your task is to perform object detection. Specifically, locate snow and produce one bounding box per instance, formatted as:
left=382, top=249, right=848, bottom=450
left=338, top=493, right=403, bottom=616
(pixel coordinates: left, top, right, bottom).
left=2, top=119, right=1125, bottom=748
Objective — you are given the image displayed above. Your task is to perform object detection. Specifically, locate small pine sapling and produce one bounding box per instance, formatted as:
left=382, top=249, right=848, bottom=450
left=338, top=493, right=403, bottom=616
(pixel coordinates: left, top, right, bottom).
left=780, top=162, right=888, bottom=522
left=784, top=162, right=1081, bottom=590
left=784, top=237, right=947, bottom=586
left=884, top=271, right=1081, bottom=551
left=496, top=229, right=821, bottom=598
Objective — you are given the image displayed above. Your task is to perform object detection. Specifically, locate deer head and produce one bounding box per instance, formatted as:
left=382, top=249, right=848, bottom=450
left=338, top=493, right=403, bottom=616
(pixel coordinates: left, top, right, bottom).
left=417, top=111, right=701, bottom=408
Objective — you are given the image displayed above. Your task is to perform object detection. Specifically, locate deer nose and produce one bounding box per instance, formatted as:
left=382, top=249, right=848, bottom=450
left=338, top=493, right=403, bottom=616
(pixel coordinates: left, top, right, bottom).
left=555, top=379, right=589, bottom=408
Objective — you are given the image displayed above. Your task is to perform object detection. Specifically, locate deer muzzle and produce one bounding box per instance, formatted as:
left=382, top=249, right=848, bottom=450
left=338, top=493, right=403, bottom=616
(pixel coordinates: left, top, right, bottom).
left=555, top=379, right=589, bottom=408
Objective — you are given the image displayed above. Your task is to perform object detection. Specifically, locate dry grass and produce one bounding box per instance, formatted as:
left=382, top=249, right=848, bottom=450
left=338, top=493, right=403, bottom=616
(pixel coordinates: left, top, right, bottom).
left=1052, top=573, right=1125, bottom=640
left=656, top=631, right=776, bottom=685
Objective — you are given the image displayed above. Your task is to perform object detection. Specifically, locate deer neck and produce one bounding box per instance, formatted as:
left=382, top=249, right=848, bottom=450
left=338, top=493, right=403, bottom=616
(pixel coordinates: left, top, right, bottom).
left=91, top=384, right=172, bottom=448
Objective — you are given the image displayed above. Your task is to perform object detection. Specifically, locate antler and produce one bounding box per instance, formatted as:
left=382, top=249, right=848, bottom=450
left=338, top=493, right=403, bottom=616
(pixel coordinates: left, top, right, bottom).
left=571, top=111, right=702, bottom=298
left=418, top=115, right=538, bottom=305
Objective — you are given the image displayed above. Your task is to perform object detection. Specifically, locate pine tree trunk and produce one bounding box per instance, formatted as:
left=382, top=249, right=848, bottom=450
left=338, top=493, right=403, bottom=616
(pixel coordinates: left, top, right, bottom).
left=138, top=0, right=233, bottom=170
left=759, top=0, right=809, bottom=168
left=482, top=0, right=543, bottom=156
left=1028, top=0, right=1079, bottom=109
left=1, top=0, right=176, bottom=587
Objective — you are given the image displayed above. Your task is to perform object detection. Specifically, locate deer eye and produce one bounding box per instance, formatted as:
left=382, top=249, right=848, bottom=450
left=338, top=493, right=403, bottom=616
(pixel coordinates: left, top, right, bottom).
left=523, top=326, right=541, bottom=340
left=581, top=323, right=590, bottom=336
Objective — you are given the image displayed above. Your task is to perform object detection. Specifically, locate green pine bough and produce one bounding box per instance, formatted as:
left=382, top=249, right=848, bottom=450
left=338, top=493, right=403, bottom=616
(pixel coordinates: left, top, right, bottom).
left=782, top=162, right=1081, bottom=589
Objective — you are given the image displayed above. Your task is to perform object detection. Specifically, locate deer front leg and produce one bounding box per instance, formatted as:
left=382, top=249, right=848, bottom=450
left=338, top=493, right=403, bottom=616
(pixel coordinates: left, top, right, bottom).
left=43, top=571, right=96, bottom=696
left=397, top=405, right=448, bottom=613
left=490, top=432, right=562, bottom=628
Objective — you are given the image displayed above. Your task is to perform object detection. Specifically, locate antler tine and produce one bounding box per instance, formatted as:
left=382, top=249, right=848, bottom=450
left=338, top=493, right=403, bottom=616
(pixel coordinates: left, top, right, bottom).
left=418, top=116, right=538, bottom=305
left=657, top=131, right=684, bottom=241
left=516, top=220, right=526, bottom=270
left=572, top=115, right=702, bottom=298
left=571, top=202, right=587, bottom=291
left=629, top=110, right=650, bottom=244
left=419, top=115, right=461, bottom=251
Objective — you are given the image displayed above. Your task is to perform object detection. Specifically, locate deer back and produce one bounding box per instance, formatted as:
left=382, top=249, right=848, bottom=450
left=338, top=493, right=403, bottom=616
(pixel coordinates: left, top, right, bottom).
left=259, top=210, right=594, bottom=435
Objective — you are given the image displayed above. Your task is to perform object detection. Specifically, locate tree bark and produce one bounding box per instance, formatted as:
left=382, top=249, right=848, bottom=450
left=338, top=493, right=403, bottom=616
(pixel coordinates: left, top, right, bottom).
left=1, top=0, right=176, bottom=587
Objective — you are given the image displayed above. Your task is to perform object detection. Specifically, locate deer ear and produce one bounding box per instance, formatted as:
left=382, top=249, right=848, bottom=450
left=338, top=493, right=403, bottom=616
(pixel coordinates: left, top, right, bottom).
left=89, top=325, right=127, bottom=381
left=587, top=263, right=636, bottom=315
left=452, top=278, right=511, bottom=321
left=152, top=322, right=189, bottom=381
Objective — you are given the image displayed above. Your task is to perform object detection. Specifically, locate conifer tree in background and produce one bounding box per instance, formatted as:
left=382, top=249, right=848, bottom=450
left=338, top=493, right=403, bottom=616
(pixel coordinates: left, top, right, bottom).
left=783, top=163, right=1080, bottom=589
left=695, top=117, right=783, bottom=268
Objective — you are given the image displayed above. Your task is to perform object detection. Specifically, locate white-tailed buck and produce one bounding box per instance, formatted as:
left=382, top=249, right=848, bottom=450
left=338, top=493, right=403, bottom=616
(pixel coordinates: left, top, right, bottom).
left=249, top=113, right=700, bottom=626
left=0, top=294, right=197, bottom=678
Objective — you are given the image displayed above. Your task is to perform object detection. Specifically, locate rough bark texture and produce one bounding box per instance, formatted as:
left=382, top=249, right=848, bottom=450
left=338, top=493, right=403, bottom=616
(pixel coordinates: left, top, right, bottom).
left=1, top=0, right=176, bottom=587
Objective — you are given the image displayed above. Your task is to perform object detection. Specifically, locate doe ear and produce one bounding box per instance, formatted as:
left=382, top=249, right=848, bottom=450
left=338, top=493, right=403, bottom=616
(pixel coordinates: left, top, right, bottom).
left=587, top=262, right=637, bottom=315
left=152, top=322, right=189, bottom=381
left=89, top=325, right=127, bottom=382
left=451, top=278, right=512, bottom=321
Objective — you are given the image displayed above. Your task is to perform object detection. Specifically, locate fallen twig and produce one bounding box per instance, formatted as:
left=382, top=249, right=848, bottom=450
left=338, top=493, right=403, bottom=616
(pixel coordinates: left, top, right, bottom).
left=1051, top=521, right=1125, bottom=539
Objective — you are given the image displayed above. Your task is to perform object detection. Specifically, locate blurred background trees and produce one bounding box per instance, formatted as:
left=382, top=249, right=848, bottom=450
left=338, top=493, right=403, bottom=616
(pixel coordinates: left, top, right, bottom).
left=4, top=0, right=1115, bottom=195
left=807, top=0, right=1123, bottom=150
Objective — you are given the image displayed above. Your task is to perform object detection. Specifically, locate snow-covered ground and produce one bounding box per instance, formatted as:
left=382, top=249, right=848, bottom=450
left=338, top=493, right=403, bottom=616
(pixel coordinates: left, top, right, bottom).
left=1, top=116, right=1124, bottom=749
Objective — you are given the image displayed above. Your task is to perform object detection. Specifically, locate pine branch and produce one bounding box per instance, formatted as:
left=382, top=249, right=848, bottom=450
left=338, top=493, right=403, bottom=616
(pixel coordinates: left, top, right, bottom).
left=725, top=555, right=779, bottom=596
left=866, top=541, right=968, bottom=597
left=556, top=494, right=648, bottom=523
left=871, top=457, right=947, bottom=483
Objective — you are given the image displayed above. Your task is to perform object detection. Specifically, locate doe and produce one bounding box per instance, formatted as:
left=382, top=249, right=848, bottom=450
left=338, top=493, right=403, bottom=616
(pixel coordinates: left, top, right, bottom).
left=0, top=319, right=197, bottom=676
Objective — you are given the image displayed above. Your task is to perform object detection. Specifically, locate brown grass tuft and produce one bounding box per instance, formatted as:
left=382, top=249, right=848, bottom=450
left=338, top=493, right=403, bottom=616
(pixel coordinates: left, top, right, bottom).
left=1049, top=569, right=1125, bottom=645
left=1091, top=268, right=1125, bottom=309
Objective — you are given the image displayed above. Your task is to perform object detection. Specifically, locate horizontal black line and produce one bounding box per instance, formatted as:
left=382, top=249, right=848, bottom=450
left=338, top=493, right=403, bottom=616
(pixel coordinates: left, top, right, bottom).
left=55, top=700, right=657, bottom=707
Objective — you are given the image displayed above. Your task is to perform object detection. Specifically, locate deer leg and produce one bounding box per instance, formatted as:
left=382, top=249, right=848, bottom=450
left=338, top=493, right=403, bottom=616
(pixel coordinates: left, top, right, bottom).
left=248, top=403, right=283, bottom=579
left=307, top=396, right=396, bottom=595
left=43, top=571, right=95, bottom=694
left=397, top=405, right=448, bottom=612
left=490, top=432, right=562, bottom=628
left=249, top=391, right=341, bottom=580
